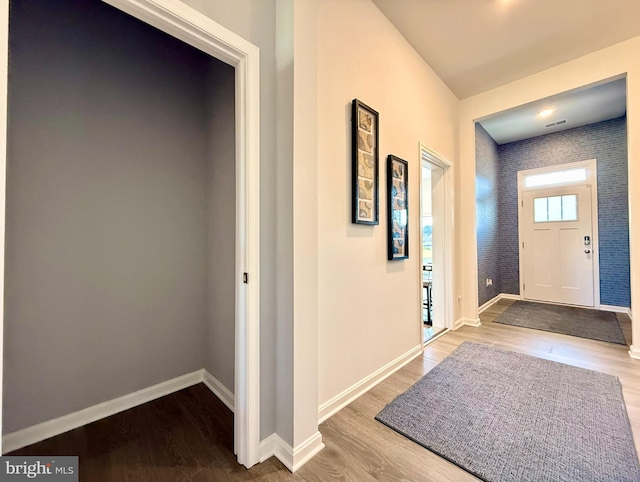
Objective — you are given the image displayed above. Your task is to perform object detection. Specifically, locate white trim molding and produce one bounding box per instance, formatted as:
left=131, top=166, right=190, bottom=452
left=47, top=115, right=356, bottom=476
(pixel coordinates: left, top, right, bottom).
left=600, top=304, right=632, bottom=319
left=478, top=295, right=500, bottom=314
left=203, top=370, right=235, bottom=413
left=419, top=143, right=455, bottom=332
left=3, top=370, right=235, bottom=454
left=453, top=318, right=482, bottom=330
left=500, top=293, right=522, bottom=301
left=259, top=434, right=279, bottom=463
left=3, top=370, right=205, bottom=454
left=478, top=293, right=521, bottom=314
left=260, top=432, right=324, bottom=473
left=465, top=318, right=482, bottom=327
left=318, top=344, right=423, bottom=424
left=629, top=346, right=640, bottom=360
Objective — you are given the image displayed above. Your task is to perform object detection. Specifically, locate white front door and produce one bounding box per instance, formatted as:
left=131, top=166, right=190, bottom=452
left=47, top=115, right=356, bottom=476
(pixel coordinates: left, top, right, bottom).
left=522, top=184, right=594, bottom=306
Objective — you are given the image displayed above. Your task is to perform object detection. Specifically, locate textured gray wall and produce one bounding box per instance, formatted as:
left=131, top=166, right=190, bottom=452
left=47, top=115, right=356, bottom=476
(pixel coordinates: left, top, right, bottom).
left=205, top=60, right=236, bottom=392
left=475, top=123, right=502, bottom=307
left=498, top=117, right=630, bottom=306
left=4, top=0, right=235, bottom=433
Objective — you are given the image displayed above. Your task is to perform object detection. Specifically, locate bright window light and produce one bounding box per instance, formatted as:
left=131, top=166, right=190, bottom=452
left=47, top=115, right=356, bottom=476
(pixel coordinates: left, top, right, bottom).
left=525, top=168, right=586, bottom=188
left=533, top=194, right=578, bottom=222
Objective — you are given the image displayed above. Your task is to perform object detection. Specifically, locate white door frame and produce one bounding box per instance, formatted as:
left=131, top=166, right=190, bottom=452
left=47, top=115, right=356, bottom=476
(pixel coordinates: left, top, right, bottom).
left=419, top=143, right=455, bottom=331
left=517, top=159, right=600, bottom=309
left=0, top=0, right=262, bottom=468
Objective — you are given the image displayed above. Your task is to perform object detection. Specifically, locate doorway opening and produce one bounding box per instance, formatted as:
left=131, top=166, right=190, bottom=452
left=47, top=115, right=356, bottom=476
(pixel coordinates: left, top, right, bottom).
left=419, top=144, right=454, bottom=343
left=0, top=0, right=261, bottom=468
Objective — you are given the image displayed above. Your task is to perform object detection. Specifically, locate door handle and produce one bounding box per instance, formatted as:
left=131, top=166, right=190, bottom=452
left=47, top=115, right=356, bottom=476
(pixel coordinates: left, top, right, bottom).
left=585, top=249, right=591, bottom=254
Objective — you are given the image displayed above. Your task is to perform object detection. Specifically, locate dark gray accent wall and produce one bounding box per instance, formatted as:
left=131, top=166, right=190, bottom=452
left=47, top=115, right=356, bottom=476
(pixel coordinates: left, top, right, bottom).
left=205, top=60, right=236, bottom=392
left=5, top=0, right=235, bottom=433
left=498, top=117, right=630, bottom=307
left=475, top=123, right=501, bottom=307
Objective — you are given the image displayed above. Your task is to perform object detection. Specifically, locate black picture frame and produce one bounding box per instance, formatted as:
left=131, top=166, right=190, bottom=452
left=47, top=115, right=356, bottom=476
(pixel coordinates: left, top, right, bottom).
left=352, top=99, right=379, bottom=225
left=387, top=155, right=409, bottom=260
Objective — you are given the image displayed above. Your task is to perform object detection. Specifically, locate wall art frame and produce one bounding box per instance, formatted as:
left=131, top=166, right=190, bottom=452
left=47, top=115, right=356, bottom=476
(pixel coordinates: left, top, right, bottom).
left=387, top=155, right=409, bottom=260
left=352, top=99, right=379, bottom=225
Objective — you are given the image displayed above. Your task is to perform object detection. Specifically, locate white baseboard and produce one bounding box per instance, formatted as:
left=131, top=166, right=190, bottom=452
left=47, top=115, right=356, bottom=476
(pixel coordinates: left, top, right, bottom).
left=203, top=370, right=235, bottom=412
left=629, top=345, right=640, bottom=360
left=260, top=431, right=324, bottom=472
left=478, top=293, right=521, bottom=314
left=453, top=317, right=482, bottom=330
left=3, top=369, right=235, bottom=454
left=317, top=344, right=423, bottom=424
left=3, top=370, right=203, bottom=454
left=289, top=431, right=324, bottom=472
left=500, top=294, right=521, bottom=300
left=478, top=295, right=500, bottom=314
left=259, top=433, right=278, bottom=463
left=600, top=304, right=632, bottom=319
left=464, top=318, right=482, bottom=327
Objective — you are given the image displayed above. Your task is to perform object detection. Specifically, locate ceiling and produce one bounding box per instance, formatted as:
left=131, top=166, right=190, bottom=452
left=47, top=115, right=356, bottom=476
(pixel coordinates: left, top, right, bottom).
left=371, top=0, right=640, bottom=99
left=371, top=0, right=633, bottom=143
left=478, top=77, right=627, bottom=144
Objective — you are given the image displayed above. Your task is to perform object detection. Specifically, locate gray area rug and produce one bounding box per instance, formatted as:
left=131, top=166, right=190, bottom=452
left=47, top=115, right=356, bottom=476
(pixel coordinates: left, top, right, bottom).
left=494, top=300, right=626, bottom=345
left=376, top=342, right=640, bottom=482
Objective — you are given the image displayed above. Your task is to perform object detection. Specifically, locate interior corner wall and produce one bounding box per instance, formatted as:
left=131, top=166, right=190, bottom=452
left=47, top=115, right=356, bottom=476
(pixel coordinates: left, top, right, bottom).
left=475, top=123, right=501, bottom=307
left=204, top=58, right=236, bottom=393
left=497, top=116, right=630, bottom=307
left=274, top=0, right=295, bottom=445
left=178, top=0, right=278, bottom=439
left=4, top=0, right=210, bottom=433
left=316, top=0, right=458, bottom=408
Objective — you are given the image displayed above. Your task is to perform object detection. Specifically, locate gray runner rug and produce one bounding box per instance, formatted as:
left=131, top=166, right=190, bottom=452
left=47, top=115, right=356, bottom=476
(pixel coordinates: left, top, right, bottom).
left=494, top=300, right=626, bottom=345
left=376, top=342, right=640, bottom=482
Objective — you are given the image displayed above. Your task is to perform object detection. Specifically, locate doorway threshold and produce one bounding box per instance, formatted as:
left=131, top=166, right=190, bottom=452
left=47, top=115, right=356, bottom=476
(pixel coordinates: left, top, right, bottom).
left=424, top=325, right=448, bottom=346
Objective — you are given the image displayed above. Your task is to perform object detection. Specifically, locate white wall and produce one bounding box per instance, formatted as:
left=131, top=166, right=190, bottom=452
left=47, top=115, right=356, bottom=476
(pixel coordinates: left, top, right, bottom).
left=316, top=0, right=459, bottom=407
left=291, top=0, right=321, bottom=450
left=274, top=0, right=322, bottom=451
left=459, top=36, right=640, bottom=353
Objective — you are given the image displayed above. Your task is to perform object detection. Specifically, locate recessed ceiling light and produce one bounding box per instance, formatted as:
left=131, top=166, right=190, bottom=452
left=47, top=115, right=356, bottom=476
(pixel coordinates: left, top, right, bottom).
left=538, top=108, right=555, bottom=118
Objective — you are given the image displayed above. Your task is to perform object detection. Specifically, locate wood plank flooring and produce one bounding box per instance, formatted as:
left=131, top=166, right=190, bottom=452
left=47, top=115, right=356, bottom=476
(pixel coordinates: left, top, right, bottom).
left=10, top=299, right=640, bottom=481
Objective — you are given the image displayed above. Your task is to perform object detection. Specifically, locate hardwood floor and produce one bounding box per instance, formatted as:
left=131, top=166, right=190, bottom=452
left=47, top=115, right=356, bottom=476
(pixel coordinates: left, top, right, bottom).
left=10, top=299, right=640, bottom=481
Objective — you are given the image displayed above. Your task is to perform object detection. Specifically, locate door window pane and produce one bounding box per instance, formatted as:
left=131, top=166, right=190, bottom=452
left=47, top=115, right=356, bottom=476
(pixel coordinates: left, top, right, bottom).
left=533, top=194, right=578, bottom=222
left=534, top=198, right=548, bottom=222
left=548, top=196, right=562, bottom=221
left=524, top=168, right=586, bottom=187
left=562, top=195, right=577, bottom=221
